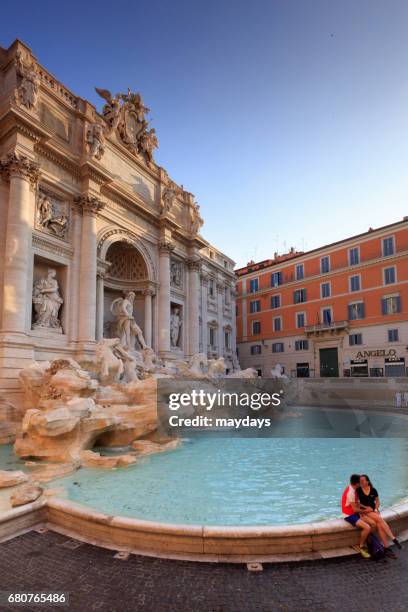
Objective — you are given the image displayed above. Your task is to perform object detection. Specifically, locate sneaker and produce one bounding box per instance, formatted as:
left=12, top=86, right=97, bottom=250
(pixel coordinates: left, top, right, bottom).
left=359, top=547, right=371, bottom=559
left=393, top=538, right=402, bottom=550
left=385, top=548, right=397, bottom=559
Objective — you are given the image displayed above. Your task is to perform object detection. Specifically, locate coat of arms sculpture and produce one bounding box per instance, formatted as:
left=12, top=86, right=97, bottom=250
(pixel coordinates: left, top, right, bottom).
left=95, top=87, right=158, bottom=164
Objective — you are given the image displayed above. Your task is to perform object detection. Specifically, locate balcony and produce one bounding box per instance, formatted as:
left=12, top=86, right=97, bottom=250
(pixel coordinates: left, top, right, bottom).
left=305, top=320, right=348, bottom=336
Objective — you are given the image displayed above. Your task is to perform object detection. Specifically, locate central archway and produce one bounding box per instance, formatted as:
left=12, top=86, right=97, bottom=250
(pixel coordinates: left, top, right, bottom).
left=96, top=232, right=156, bottom=349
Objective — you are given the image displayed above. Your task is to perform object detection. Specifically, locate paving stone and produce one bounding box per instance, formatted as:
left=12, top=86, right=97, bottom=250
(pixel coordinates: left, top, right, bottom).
left=0, top=530, right=406, bottom=611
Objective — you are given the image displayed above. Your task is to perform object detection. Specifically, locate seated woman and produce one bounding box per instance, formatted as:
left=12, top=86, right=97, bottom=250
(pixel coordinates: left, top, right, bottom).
left=357, top=474, right=401, bottom=554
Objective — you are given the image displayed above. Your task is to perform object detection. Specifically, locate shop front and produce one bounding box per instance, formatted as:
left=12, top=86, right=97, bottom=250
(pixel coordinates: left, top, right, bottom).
left=348, top=349, right=407, bottom=378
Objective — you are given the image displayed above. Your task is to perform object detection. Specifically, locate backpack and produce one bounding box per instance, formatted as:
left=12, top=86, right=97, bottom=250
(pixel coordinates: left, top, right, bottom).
left=366, top=533, right=386, bottom=561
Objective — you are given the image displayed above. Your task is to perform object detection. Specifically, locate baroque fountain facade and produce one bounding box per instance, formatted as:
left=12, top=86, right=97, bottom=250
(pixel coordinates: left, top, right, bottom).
left=0, top=39, right=240, bottom=457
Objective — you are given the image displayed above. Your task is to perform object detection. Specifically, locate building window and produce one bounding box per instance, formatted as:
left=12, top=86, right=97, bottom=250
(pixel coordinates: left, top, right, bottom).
left=349, top=333, right=363, bottom=346
left=388, top=329, right=399, bottom=342
left=251, top=344, right=262, bottom=355
left=296, top=312, right=305, bottom=328
left=321, top=282, right=330, bottom=298
left=350, top=275, right=361, bottom=292
left=208, top=279, right=215, bottom=297
left=271, top=295, right=280, bottom=309
left=273, top=317, right=282, bottom=332
left=382, top=295, right=401, bottom=315
left=295, top=264, right=304, bottom=280
left=250, top=300, right=261, bottom=313
left=271, top=271, right=282, bottom=287
left=349, top=247, right=360, bottom=266
left=252, top=321, right=261, bottom=334
left=209, top=327, right=216, bottom=347
left=322, top=307, right=332, bottom=325
left=348, top=302, right=365, bottom=320
left=224, top=331, right=231, bottom=349
left=272, top=342, right=284, bottom=353
left=320, top=256, right=330, bottom=273
left=224, top=286, right=230, bottom=304
left=382, top=236, right=395, bottom=256
left=294, top=288, right=307, bottom=304
left=249, top=278, right=259, bottom=293
left=384, top=266, right=396, bottom=285
left=295, top=340, right=309, bottom=351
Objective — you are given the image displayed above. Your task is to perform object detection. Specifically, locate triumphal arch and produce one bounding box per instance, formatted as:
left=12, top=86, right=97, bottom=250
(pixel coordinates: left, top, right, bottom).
left=0, top=39, right=236, bottom=420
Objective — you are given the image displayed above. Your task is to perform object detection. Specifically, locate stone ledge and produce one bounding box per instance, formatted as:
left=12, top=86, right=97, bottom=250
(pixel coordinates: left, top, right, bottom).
left=1, top=496, right=407, bottom=562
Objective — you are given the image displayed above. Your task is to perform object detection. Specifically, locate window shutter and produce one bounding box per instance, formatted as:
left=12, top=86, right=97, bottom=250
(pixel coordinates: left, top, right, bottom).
left=359, top=303, right=365, bottom=319
left=396, top=296, right=401, bottom=313
left=381, top=298, right=387, bottom=315
left=348, top=304, right=353, bottom=320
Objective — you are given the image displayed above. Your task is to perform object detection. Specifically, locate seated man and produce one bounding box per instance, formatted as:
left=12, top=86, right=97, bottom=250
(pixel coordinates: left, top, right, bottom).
left=341, top=473, right=371, bottom=558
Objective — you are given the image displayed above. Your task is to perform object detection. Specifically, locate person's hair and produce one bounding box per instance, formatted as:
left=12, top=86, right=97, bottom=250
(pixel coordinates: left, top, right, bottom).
left=360, top=474, right=372, bottom=486
left=350, top=474, right=360, bottom=485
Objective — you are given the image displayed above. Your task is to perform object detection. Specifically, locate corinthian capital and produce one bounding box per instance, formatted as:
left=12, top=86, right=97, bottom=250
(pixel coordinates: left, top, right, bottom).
left=74, top=194, right=105, bottom=214
left=158, top=239, right=175, bottom=254
left=186, top=257, right=201, bottom=272
left=1, top=152, right=40, bottom=185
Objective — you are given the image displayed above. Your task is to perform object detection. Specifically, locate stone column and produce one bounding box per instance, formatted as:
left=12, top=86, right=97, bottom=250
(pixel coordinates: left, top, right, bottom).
left=158, top=240, right=174, bottom=356
left=200, top=273, right=208, bottom=355
left=187, top=258, right=201, bottom=357
left=96, top=271, right=105, bottom=341
left=217, top=282, right=224, bottom=358
left=75, top=195, right=104, bottom=346
left=0, top=153, right=40, bottom=335
left=143, top=288, right=155, bottom=348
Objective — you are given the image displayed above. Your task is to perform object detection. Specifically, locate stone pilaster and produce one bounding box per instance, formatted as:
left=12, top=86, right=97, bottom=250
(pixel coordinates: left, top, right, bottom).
left=75, top=195, right=105, bottom=349
left=142, top=287, right=155, bottom=348
left=230, top=286, right=238, bottom=356
left=96, top=270, right=106, bottom=341
left=216, top=282, right=224, bottom=357
left=200, top=273, right=208, bottom=355
left=187, top=257, right=201, bottom=357
left=158, top=239, right=174, bottom=356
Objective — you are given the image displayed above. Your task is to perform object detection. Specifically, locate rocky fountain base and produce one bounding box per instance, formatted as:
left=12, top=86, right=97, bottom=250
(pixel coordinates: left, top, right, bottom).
left=0, top=341, right=258, bottom=505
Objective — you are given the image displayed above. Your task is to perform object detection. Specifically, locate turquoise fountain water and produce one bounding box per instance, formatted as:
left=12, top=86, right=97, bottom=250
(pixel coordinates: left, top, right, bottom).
left=1, top=409, right=408, bottom=526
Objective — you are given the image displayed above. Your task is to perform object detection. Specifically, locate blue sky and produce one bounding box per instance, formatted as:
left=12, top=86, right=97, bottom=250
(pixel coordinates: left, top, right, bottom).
left=2, top=1, right=408, bottom=267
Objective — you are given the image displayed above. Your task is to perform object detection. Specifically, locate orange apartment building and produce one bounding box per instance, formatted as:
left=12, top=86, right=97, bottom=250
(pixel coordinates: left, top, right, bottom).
left=236, top=217, right=408, bottom=378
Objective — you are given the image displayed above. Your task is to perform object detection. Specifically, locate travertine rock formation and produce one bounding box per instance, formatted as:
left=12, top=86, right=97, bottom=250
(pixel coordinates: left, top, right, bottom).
left=0, top=470, right=29, bottom=488
left=10, top=483, right=43, bottom=507
left=14, top=358, right=157, bottom=463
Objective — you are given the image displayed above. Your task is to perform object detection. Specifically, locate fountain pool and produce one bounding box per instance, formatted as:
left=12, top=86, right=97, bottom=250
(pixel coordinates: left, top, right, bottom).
left=1, top=408, right=408, bottom=528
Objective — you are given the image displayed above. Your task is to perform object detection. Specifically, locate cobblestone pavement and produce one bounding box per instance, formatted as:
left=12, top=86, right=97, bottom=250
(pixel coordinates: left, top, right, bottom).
left=0, top=530, right=407, bottom=612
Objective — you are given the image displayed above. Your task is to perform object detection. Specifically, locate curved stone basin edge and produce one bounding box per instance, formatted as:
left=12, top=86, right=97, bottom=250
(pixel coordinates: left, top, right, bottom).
left=1, top=497, right=408, bottom=562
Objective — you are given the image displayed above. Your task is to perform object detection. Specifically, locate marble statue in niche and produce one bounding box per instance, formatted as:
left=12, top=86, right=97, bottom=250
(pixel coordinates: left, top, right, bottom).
left=37, top=191, right=68, bottom=239
left=86, top=122, right=106, bottom=160
left=110, top=291, right=148, bottom=351
left=32, top=269, right=63, bottom=332
left=15, top=50, right=40, bottom=110
left=170, top=306, right=182, bottom=349
left=170, top=260, right=183, bottom=289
